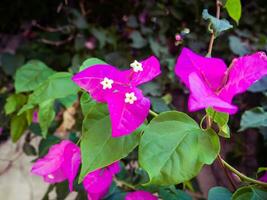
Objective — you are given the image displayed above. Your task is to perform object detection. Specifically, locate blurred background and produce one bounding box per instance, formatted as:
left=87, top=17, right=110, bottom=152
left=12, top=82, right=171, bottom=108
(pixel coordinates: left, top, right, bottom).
left=0, top=0, right=267, bottom=199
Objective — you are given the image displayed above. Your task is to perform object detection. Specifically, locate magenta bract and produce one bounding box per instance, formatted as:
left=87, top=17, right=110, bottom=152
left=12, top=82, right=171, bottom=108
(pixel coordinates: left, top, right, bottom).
left=259, top=172, right=267, bottom=182
left=72, top=56, right=161, bottom=137
left=31, top=140, right=81, bottom=191
left=175, top=47, right=267, bottom=114
left=125, top=191, right=158, bottom=200
left=83, top=162, right=120, bottom=200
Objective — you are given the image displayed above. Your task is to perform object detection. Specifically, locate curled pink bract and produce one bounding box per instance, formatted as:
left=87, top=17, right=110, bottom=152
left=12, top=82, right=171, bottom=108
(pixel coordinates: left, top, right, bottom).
left=31, top=140, right=81, bottom=191
left=175, top=47, right=267, bottom=114
left=125, top=191, right=158, bottom=200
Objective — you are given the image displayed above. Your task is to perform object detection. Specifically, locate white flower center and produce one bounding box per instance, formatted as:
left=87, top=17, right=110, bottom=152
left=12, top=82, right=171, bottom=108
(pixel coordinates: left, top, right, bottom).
left=125, top=92, right=137, bottom=104
left=130, top=60, right=143, bottom=72
left=47, top=174, right=54, bottom=179
left=100, top=77, right=114, bottom=89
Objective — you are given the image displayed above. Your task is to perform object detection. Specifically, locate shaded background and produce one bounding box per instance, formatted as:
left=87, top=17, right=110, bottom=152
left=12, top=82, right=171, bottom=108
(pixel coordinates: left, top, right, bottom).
left=0, top=0, right=267, bottom=199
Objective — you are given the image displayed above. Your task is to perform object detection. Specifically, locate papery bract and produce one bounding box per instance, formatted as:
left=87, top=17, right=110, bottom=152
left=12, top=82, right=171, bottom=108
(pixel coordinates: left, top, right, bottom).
left=72, top=56, right=160, bottom=137
left=31, top=140, right=81, bottom=191
left=83, top=162, right=120, bottom=200
left=175, top=47, right=267, bottom=114
left=125, top=191, right=158, bottom=200
left=259, top=172, right=267, bottom=182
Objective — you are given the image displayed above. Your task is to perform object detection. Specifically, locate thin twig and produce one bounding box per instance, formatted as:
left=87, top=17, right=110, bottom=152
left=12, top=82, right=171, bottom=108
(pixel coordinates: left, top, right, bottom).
left=39, top=35, right=75, bottom=47
left=207, top=0, right=222, bottom=56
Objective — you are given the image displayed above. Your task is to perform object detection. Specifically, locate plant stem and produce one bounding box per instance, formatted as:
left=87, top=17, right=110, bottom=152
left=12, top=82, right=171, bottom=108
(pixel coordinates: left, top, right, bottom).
left=207, top=0, right=222, bottom=56
left=149, top=109, right=158, bottom=117
left=114, top=177, right=136, bottom=190
left=218, top=155, right=267, bottom=188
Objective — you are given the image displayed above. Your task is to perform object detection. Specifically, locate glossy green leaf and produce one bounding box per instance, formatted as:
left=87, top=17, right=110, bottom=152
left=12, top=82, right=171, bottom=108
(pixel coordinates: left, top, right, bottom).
left=4, top=94, right=27, bottom=115
left=232, top=186, right=267, bottom=200
left=58, top=94, right=78, bottom=108
left=206, top=107, right=230, bottom=138
left=225, top=0, right=242, bottom=24
left=79, top=57, right=107, bottom=71
left=139, top=111, right=220, bottom=185
left=202, top=9, right=233, bottom=36
left=38, top=100, right=55, bottom=137
left=240, top=107, right=267, bottom=131
left=79, top=103, right=141, bottom=182
left=208, top=187, right=232, bottom=200
left=15, top=60, right=55, bottom=93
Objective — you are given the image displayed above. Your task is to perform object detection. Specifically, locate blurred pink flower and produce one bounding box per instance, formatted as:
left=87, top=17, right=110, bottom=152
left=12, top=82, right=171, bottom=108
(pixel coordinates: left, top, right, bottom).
left=83, top=162, right=120, bottom=200
left=126, top=191, right=158, bottom=200
left=31, top=140, right=81, bottom=191
left=72, top=56, right=161, bottom=137
left=0, top=127, right=3, bottom=135
left=85, top=38, right=96, bottom=50
left=259, top=172, right=267, bottom=182
left=32, top=111, right=38, bottom=123
left=175, top=34, right=182, bottom=41
left=175, top=47, right=267, bottom=114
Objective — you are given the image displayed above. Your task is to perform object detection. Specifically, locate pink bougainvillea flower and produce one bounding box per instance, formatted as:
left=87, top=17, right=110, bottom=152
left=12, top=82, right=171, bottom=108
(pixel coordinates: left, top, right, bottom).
left=32, top=110, right=38, bottom=123
left=83, top=162, right=120, bottom=200
left=259, top=172, right=267, bottom=182
left=72, top=56, right=161, bottom=137
left=126, top=191, right=158, bottom=200
left=31, top=140, right=81, bottom=191
left=175, top=47, right=267, bottom=114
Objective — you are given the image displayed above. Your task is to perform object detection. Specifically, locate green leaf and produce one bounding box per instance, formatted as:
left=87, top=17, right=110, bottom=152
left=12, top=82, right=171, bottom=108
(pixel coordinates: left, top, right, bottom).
left=58, top=94, right=78, bottom=108
left=202, top=9, right=233, bottom=36
left=139, top=111, right=220, bottom=185
left=0, top=53, right=25, bottom=76
left=79, top=103, right=141, bottom=182
left=240, top=107, right=267, bottom=131
left=79, top=57, right=107, bottom=71
left=14, top=60, right=55, bottom=93
left=38, top=100, right=55, bottom=137
left=206, top=107, right=230, bottom=138
left=150, top=97, right=171, bottom=113
left=229, top=35, right=250, bottom=56
left=10, top=113, right=28, bottom=142
left=225, top=0, right=242, bottom=24
left=19, top=72, right=79, bottom=114
left=208, top=187, right=232, bottom=200
left=232, top=186, right=267, bottom=200
left=38, top=135, right=60, bottom=157
left=249, top=77, right=267, bottom=93
left=4, top=94, right=27, bottom=115
left=129, top=31, right=147, bottom=49
left=80, top=92, right=97, bottom=116
left=159, top=187, right=192, bottom=200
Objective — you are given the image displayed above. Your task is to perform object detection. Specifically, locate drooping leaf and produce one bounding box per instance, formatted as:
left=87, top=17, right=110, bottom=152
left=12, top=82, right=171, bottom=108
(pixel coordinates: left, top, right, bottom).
left=14, top=60, right=55, bottom=93
left=79, top=103, right=141, bottom=182
left=240, top=107, right=267, bottom=131
left=80, top=92, right=97, bottom=116
left=229, top=36, right=250, bottom=56
left=139, top=111, right=220, bottom=185
left=0, top=53, right=25, bottom=76
left=38, top=100, right=56, bottom=137
left=232, top=186, right=267, bottom=200
left=248, top=77, right=267, bottom=92
left=58, top=94, right=78, bottom=108
left=225, top=0, right=242, bottom=24
left=202, top=9, right=233, bottom=35
left=129, top=31, right=147, bottom=49
left=10, top=112, right=28, bottom=142
left=208, top=187, right=232, bottom=200
left=4, top=94, right=27, bottom=115
left=206, top=107, right=230, bottom=138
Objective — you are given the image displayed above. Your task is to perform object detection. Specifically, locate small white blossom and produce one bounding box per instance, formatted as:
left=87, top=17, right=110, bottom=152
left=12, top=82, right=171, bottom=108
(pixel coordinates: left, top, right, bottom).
left=125, top=92, right=137, bottom=104
left=100, top=77, right=114, bottom=89
left=130, top=60, right=143, bottom=72
left=47, top=174, right=55, bottom=179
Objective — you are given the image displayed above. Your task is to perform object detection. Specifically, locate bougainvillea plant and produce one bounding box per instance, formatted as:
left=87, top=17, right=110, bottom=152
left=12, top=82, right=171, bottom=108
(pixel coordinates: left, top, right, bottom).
left=3, top=0, right=267, bottom=199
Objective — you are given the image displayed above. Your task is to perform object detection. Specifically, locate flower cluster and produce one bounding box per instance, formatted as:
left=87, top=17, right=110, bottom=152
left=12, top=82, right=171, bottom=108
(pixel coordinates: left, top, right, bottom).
left=72, top=56, right=161, bottom=137
left=31, top=140, right=157, bottom=200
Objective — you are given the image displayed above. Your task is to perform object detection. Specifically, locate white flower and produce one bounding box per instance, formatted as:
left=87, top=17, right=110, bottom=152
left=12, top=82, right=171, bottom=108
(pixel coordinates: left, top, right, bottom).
left=47, top=174, right=55, bottom=179
left=130, top=60, right=143, bottom=72
left=100, top=77, right=114, bottom=89
left=125, top=92, right=137, bottom=104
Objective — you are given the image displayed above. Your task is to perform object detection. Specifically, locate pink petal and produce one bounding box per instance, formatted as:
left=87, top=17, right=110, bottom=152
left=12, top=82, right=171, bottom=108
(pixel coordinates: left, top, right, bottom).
left=72, top=64, right=130, bottom=102
left=130, top=56, right=161, bottom=86
left=83, top=169, right=113, bottom=200
left=43, top=168, right=66, bottom=183
left=126, top=191, right=158, bottom=200
left=188, top=73, right=238, bottom=114
left=107, top=88, right=150, bottom=137
left=62, top=142, right=81, bottom=191
left=219, top=52, right=267, bottom=102
left=107, top=161, right=121, bottom=175
left=175, top=47, right=227, bottom=91
left=259, top=172, right=267, bottom=182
